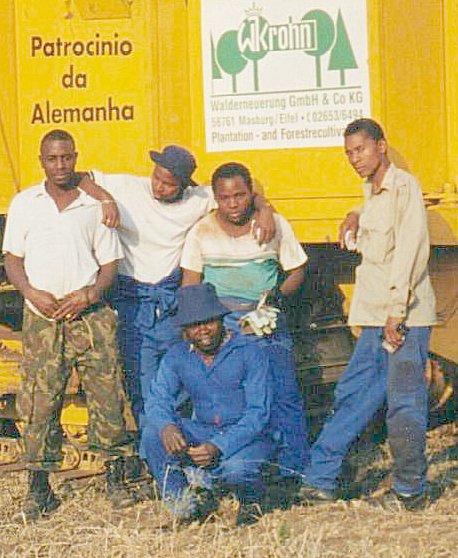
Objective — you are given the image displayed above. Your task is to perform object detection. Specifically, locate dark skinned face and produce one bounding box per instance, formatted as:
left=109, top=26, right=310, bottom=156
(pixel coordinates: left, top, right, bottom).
left=40, top=139, right=78, bottom=189
left=184, top=318, right=225, bottom=355
left=214, top=175, right=254, bottom=225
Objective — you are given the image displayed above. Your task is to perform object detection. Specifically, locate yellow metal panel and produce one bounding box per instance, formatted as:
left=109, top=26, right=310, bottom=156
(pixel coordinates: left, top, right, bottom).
left=156, top=1, right=192, bottom=148
left=14, top=0, right=157, bottom=188
left=291, top=220, right=345, bottom=244
left=0, top=0, right=19, bottom=213
left=73, top=0, right=132, bottom=20
left=274, top=196, right=363, bottom=242
left=61, top=402, right=89, bottom=425
left=0, top=336, right=21, bottom=393
left=380, top=0, right=447, bottom=191
left=427, top=206, right=458, bottom=245
left=444, top=0, right=458, bottom=184
left=0, top=368, right=21, bottom=393
left=273, top=196, right=363, bottom=220
left=3, top=0, right=456, bottom=246
left=431, top=312, right=458, bottom=364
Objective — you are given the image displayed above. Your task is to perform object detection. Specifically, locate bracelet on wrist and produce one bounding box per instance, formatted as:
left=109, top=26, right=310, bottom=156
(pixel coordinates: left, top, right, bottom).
left=101, top=199, right=116, bottom=205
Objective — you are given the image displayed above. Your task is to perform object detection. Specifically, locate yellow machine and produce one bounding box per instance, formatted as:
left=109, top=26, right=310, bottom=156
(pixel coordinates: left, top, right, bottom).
left=0, top=0, right=457, bottom=468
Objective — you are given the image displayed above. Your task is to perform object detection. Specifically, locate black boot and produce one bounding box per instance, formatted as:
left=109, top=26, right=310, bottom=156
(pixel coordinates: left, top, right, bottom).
left=21, top=470, right=60, bottom=521
left=124, top=455, right=146, bottom=482
left=124, top=455, right=157, bottom=501
left=105, top=458, right=137, bottom=509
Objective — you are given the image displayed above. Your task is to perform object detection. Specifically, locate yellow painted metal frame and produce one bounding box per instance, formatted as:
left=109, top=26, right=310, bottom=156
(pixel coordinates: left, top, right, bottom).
left=0, top=0, right=456, bottom=242
left=0, top=1, right=20, bottom=214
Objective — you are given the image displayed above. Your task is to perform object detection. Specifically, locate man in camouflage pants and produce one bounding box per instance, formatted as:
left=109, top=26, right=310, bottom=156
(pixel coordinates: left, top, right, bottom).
left=3, top=129, right=136, bottom=520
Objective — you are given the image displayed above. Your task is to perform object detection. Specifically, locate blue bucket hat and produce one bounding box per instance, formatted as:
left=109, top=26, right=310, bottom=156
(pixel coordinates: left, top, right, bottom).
left=175, top=284, right=229, bottom=327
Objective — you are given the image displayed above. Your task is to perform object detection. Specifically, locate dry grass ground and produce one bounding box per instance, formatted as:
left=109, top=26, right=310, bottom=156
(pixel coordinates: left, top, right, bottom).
left=1, top=422, right=458, bottom=558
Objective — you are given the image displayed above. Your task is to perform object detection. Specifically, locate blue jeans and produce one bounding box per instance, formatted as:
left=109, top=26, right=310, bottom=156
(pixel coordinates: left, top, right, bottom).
left=222, top=302, right=310, bottom=478
left=113, top=272, right=182, bottom=431
left=142, top=419, right=273, bottom=515
left=305, top=326, right=430, bottom=496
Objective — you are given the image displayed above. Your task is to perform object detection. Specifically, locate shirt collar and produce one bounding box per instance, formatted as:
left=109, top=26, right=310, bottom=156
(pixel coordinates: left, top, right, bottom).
left=364, top=163, right=396, bottom=196
left=35, top=180, right=98, bottom=208
left=33, top=181, right=49, bottom=198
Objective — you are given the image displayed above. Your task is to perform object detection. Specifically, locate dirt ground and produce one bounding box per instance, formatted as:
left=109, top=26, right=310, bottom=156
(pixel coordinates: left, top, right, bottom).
left=1, top=422, right=458, bottom=558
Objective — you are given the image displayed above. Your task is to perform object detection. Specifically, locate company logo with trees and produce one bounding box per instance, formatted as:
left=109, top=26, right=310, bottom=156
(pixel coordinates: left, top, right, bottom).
left=211, top=4, right=357, bottom=93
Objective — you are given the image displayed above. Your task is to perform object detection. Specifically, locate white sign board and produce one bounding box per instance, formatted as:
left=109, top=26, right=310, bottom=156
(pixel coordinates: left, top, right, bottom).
left=201, top=0, right=371, bottom=152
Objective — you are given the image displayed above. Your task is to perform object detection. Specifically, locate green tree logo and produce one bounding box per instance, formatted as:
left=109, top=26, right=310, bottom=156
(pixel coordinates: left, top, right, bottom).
left=328, top=10, right=358, bottom=85
left=210, top=7, right=359, bottom=92
left=216, top=30, right=248, bottom=93
left=303, top=9, right=335, bottom=87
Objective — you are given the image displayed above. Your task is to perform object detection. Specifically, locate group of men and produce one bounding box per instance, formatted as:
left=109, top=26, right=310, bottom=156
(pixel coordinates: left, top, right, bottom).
left=2, top=117, right=436, bottom=525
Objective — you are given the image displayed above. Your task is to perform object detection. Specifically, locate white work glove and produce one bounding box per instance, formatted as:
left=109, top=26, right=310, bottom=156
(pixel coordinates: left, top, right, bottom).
left=239, top=293, right=280, bottom=336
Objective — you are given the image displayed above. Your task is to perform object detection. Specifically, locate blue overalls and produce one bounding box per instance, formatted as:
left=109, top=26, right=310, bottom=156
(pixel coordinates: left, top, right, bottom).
left=113, top=269, right=182, bottom=431
left=141, top=335, right=275, bottom=516
left=221, top=296, right=310, bottom=479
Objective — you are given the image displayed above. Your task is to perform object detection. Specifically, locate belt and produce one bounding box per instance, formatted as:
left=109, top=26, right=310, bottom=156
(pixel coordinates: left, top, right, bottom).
left=221, top=300, right=257, bottom=312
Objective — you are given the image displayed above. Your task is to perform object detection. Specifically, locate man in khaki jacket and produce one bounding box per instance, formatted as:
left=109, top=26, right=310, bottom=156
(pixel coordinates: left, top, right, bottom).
left=299, top=118, right=436, bottom=511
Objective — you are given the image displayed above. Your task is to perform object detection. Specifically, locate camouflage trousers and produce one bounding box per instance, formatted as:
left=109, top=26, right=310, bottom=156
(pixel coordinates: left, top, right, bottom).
left=18, top=304, right=135, bottom=471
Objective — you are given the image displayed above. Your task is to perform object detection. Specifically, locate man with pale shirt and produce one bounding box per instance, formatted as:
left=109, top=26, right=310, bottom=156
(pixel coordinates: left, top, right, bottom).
left=299, top=118, right=436, bottom=511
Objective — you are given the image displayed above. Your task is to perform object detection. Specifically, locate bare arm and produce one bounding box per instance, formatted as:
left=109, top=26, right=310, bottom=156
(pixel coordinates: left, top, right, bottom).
left=79, top=174, right=120, bottom=228
left=279, top=265, right=305, bottom=296
left=4, top=253, right=59, bottom=318
left=53, top=260, right=119, bottom=321
left=181, top=268, right=202, bottom=286
left=266, top=265, right=305, bottom=308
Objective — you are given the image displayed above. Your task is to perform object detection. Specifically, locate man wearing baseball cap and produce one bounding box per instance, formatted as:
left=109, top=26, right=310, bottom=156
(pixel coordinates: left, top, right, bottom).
left=141, top=283, right=275, bottom=526
left=79, top=146, right=211, bottom=434
left=149, top=145, right=198, bottom=189
left=76, top=146, right=275, bottom=482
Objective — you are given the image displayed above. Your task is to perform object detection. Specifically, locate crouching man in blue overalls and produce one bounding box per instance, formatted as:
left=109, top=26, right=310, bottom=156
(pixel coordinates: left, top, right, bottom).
left=141, top=283, right=275, bottom=526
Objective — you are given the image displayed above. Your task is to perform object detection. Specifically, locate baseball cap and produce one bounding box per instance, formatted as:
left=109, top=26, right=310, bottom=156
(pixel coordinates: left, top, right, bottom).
left=149, top=145, right=197, bottom=187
